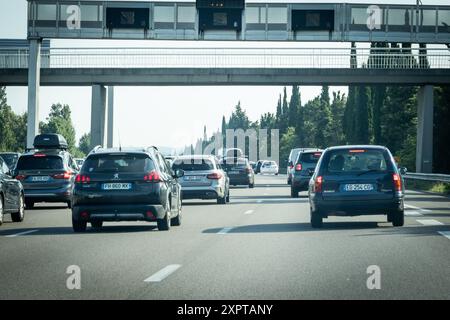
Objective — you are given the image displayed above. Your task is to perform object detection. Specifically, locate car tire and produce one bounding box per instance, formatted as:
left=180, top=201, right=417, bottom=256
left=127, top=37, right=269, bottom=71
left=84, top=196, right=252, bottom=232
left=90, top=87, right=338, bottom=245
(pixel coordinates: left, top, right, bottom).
left=67, top=201, right=72, bottom=209
left=25, top=200, right=34, bottom=209
left=72, top=219, right=87, bottom=232
left=157, top=213, right=170, bottom=231
left=11, top=194, right=25, bottom=223
left=310, top=208, right=323, bottom=228
left=171, top=210, right=182, bottom=226
left=226, top=191, right=230, bottom=203
left=217, top=193, right=227, bottom=204
left=291, top=188, right=299, bottom=198
left=91, top=221, right=103, bottom=229
left=391, top=210, right=404, bottom=227
left=0, top=195, right=4, bottom=226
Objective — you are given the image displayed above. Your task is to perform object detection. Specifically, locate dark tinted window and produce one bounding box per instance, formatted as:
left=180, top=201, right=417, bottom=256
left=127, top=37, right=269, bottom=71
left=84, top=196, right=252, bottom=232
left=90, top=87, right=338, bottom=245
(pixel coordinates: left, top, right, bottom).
left=0, top=154, right=19, bottom=168
left=221, top=158, right=248, bottom=169
left=82, top=154, right=154, bottom=173
left=322, top=149, right=390, bottom=174
left=298, top=152, right=322, bottom=164
left=172, top=158, right=215, bottom=171
left=16, top=155, right=64, bottom=170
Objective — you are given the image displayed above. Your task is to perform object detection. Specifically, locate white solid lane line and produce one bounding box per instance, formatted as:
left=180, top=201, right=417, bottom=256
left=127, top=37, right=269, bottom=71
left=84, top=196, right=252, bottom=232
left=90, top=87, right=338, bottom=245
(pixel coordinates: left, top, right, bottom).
left=217, top=227, right=234, bottom=234
left=405, top=210, right=423, bottom=216
left=5, top=230, right=39, bottom=238
left=144, top=264, right=181, bottom=283
left=438, top=231, right=450, bottom=240
left=416, top=219, right=444, bottom=226
left=244, top=210, right=254, bottom=215
left=405, top=204, right=432, bottom=213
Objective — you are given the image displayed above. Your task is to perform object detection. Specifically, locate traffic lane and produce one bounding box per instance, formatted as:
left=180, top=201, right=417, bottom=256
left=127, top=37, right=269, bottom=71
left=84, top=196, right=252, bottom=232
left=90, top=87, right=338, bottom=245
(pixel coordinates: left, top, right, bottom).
left=138, top=196, right=449, bottom=300
left=0, top=186, right=271, bottom=299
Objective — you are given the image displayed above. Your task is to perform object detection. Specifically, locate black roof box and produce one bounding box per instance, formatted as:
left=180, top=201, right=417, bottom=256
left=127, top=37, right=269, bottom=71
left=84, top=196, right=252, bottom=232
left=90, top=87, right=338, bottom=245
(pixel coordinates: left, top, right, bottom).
left=33, top=134, right=68, bottom=150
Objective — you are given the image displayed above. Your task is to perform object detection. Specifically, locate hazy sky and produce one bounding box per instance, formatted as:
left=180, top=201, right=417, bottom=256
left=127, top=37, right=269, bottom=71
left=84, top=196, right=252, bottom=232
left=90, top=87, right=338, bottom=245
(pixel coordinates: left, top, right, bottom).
left=1, top=0, right=447, bottom=148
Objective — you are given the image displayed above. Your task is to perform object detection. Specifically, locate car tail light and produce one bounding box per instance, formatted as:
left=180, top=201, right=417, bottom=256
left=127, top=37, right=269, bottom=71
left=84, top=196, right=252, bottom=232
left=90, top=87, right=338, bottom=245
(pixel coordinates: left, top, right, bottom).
left=16, top=175, right=26, bottom=181
left=392, top=173, right=402, bottom=192
left=144, top=170, right=161, bottom=182
left=33, top=153, right=46, bottom=157
left=315, top=176, right=323, bottom=193
left=295, top=163, right=302, bottom=171
left=146, top=211, right=155, bottom=219
left=53, top=171, right=72, bottom=179
left=207, top=172, right=222, bottom=180
left=80, top=211, right=89, bottom=219
left=75, top=174, right=91, bottom=183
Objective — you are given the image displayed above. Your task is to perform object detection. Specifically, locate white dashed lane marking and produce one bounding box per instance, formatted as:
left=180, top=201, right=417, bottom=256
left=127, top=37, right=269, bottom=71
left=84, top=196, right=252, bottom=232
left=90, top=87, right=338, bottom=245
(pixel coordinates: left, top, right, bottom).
left=405, top=210, right=423, bottom=216
left=416, top=219, right=444, bottom=226
left=5, top=230, right=39, bottom=238
left=144, top=265, right=181, bottom=283
left=405, top=204, right=432, bottom=213
left=244, top=210, right=254, bottom=215
left=438, top=231, right=450, bottom=240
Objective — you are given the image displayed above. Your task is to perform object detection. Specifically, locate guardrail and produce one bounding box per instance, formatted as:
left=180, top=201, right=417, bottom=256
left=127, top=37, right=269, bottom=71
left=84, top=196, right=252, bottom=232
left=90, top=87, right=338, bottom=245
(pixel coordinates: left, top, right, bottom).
left=1, top=46, right=449, bottom=69
left=404, top=172, right=450, bottom=183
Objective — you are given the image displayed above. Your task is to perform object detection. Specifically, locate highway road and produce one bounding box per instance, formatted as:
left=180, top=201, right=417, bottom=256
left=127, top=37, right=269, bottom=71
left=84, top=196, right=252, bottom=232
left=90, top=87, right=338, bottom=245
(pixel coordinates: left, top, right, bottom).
left=0, top=175, right=449, bottom=300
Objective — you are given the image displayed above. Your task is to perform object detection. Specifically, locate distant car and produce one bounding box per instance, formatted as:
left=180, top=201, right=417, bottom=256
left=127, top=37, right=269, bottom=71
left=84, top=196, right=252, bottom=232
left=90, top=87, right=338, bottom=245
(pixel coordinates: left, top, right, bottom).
left=287, top=148, right=314, bottom=185
left=260, top=161, right=279, bottom=175
left=220, top=157, right=255, bottom=188
left=14, top=134, right=79, bottom=209
left=74, top=158, right=84, bottom=168
left=0, top=156, right=25, bottom=225
left=172, top=155, right=230, bottom=204
left=308, top=145, right=405, bottom=228
left=71, top=147, right=183, bottom=232
left=291, top=149, right=323, bottom=198
left=218, top=148, right=244, bottom=160
left=0, top=152, right=21, bottom=170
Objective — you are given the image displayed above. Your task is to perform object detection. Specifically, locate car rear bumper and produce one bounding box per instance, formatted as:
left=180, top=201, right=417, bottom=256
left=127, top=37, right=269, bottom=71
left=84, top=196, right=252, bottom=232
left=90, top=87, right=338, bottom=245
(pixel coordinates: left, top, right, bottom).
left=310, top=196, right=404, bottom=217
left=229, top=175, right=252, bottom=185
left=24, top=186, right=72, bottom=202
left=292, top=176, right=310, bottom=190
left=180, top=184, right=226, bottom=200
left=72, top=204, right=166, bottom=221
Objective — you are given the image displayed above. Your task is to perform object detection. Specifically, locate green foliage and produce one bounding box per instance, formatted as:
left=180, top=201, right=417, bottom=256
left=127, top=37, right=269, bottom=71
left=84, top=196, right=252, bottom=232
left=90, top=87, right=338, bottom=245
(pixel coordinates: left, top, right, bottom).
left=0, top=87, right=27, bottom=152
left=78, top=133, right=91, bottom=156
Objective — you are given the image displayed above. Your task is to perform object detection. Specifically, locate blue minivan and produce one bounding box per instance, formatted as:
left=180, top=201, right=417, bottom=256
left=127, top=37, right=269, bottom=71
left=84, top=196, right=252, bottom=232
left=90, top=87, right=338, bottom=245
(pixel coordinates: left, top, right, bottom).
left=308, top=145, right=405, bottom=228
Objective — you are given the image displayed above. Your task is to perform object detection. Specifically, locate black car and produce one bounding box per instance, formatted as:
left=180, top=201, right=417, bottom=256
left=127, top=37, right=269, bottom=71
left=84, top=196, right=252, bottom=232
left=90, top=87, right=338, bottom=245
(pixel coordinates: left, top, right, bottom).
left=0, top=156, right=25, bottom=225
left=14, top=134, right=78, bottom=209
left=0, top=152, right=21, bottom=171
left=71, top=147, right=184, bottom=232
left=291, top=149, right=323, bottom=197
left=220, top=157, right=255, bottom=188
left=308, top=145, right=405, bottom=228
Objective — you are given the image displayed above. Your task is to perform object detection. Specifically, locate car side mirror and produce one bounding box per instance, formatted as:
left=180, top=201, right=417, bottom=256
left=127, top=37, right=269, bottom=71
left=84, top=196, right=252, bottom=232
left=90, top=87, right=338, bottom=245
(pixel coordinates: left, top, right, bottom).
left=175, top=169, right=184, bottom=178
left=399, top=167, right=407, bottom=175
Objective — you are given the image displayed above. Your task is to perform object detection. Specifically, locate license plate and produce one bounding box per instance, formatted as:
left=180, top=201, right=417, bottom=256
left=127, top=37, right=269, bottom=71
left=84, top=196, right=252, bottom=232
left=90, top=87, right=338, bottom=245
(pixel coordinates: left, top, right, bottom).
left=102, top=183, right=132, bottom=190
left=344, top=184, right=374, bottom=191
left=31, top=176, right=50, bottom=182
left=184, top=176, right=201, bottom=181
left=229, top=171, right=240, bottom=174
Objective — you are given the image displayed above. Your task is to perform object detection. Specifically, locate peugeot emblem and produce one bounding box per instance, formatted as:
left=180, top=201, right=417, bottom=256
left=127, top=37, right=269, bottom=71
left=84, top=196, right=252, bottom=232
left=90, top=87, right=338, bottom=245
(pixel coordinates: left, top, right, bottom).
left=113, top=173, right=119, bottom=179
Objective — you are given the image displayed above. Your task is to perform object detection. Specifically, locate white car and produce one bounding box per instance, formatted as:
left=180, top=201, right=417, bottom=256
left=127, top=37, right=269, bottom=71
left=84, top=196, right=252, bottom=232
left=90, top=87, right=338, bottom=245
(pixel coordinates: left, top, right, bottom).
left=260, top=161, right=279, bottom=175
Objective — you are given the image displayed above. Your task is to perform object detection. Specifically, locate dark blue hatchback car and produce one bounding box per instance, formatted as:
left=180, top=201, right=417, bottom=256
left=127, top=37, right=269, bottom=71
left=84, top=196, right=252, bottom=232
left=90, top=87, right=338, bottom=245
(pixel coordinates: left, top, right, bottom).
left=308, top=145, right=405, bottom=228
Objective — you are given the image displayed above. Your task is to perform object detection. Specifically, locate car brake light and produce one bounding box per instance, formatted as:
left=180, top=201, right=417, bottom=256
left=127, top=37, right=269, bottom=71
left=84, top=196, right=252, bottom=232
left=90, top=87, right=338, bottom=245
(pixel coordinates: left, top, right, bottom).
left=295, top=164, right=302, bottom=171
left=207, top=172, right=222, bottom=180
left=144, top=170, right=161, bottom=182
left=75, top=174, right=90, bottom=183
left=392, top=173, right=402, bottom=191
left=315, top=176, right=323, bottom=193
left=16, top=175, right=26, bottom=181
left=349, top=149, right=366, bottom=153
left=33, top=153, right=46, bottom=157
left=53, top=171, right=72, bottom=179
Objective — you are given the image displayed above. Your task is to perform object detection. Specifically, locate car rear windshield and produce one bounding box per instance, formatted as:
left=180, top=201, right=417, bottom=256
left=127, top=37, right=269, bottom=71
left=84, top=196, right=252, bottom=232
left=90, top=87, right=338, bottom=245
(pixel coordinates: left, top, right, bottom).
left=82, top=154, right=154, bottom=173
left=221, top=158, right=248, bottom=169
left=322, top=149, right=391, bottom=174
left=16, top=155, right=64, bottom=170
left=172, top=159, right=215, bottom=171
left=298, top=152, right=322, bottom=164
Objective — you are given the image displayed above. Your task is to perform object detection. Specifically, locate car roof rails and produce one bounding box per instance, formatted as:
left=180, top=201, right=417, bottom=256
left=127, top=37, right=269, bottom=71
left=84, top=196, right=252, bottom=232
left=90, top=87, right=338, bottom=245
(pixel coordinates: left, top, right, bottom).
left=89, top=145, right=103, bottom=155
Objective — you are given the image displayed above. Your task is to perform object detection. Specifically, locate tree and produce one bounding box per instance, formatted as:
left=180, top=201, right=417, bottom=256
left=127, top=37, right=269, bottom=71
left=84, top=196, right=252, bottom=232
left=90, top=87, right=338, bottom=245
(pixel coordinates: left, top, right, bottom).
left=275, top=95, right=282, bottom=129
left=313, top=86, right=333, bottom=148
left=40, top=103, right=77, bottom=155
left=0, top=86, right=27, bottom=152
left=288, top=86, right=300, bottom=128
left=78, top=133, right=91, bottom=155
left=329, top=91, right=346, bottom=146
left=354, top=86, right=371, bottom=144
left=280, top=87, right=289, bottom=134
left=227, top=101, right=250, bottom=130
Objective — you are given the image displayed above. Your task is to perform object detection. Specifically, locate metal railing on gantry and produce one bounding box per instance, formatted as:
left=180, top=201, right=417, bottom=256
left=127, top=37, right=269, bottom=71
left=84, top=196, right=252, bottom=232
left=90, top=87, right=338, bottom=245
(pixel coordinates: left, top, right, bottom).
left=1, top=46, right=450, bottom=69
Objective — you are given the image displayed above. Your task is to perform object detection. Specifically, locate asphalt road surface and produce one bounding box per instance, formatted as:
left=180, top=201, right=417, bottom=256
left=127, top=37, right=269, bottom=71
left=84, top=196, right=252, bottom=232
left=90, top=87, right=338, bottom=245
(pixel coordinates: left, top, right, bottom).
left=0, top=175, right=449, bottom=300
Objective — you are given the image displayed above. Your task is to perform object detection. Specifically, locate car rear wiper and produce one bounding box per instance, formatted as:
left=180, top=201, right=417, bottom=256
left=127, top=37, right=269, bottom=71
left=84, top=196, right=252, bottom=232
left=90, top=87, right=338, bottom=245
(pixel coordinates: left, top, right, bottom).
left=357, top=169, right=384, bottom=176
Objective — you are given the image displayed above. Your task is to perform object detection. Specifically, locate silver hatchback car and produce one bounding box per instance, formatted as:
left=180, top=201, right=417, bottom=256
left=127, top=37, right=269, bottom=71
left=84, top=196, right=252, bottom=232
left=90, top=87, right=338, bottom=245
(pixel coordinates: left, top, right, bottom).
left=172, top=155, right=230, bottom=204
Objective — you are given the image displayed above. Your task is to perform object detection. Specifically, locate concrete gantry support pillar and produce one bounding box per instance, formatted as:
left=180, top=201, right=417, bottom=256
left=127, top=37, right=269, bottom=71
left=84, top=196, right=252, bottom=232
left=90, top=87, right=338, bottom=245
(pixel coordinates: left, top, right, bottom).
left=107, top=86, right=114, bottom=148
left=90, top=85, right=107, bottom=149
left=27, top=39, right=41, bottom=149
left=416, top=85, right=434, bottom=173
